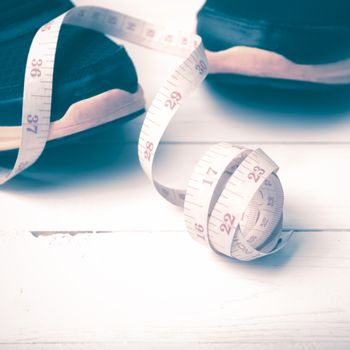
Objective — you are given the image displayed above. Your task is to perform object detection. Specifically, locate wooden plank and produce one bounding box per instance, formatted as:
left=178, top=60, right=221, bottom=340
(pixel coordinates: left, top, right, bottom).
left=123, top=77, right=350, bottom=143
left=1, top=143, right=349, bottom=230
left=0, top=230, right=349, bottom=349
left=154, top=143, right=350, bottom=230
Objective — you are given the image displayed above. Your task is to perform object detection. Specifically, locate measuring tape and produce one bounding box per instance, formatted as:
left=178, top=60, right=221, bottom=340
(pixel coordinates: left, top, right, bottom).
left=0, top=6, right=293, bottom=260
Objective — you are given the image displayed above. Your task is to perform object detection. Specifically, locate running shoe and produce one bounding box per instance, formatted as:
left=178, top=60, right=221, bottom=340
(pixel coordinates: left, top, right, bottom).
left=0, top=0, right=145, bottom=151
left=197, top=0, right=350, bottom=89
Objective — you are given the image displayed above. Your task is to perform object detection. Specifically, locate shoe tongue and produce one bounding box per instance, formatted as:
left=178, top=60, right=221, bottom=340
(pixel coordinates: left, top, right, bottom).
left=0, top=0, right=73, bottom=42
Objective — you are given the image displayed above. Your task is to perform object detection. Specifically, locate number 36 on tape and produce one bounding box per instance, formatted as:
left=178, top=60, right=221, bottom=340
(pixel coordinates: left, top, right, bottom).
left=0, top=6, right=293, bottom=260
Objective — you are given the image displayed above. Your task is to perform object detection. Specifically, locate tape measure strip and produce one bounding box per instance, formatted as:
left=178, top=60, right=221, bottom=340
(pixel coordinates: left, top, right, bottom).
left=0, top=15, right=62, bottom=185
left=0, top=6, right=293, bottom=260
left=0, top=7, right=198, bottom=185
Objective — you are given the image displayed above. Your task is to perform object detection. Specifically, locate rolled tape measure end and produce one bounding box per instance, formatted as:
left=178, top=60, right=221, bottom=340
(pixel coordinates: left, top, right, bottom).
left=184, top=143, right=289, bottom=261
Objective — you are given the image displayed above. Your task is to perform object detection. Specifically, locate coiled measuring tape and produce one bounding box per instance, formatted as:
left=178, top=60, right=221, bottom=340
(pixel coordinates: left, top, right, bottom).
left=0, top=6, right=293, bottom=260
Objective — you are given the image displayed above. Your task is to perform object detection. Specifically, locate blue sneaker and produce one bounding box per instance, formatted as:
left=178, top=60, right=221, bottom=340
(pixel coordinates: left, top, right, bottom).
left=197, top=0, right=350, bottom=89
left=0, top=0, right=144, bottom=151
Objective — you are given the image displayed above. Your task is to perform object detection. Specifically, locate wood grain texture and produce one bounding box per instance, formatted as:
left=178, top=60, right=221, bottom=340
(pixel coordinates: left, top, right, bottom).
left=1, top=143, right=349, bottom=231
left=0, top=230, right=350, bottom=349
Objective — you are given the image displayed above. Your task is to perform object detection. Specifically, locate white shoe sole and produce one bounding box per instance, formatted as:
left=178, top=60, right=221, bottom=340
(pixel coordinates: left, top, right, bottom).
left=206, top=46, right=350, bottom=85
left=0, top=86, right=145, bottom=152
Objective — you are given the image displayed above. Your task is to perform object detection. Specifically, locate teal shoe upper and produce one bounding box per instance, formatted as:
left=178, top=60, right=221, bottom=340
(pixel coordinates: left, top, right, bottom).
left=197, top=0, right=350, bottom=65
left=0, top=0, right=139, bottom=126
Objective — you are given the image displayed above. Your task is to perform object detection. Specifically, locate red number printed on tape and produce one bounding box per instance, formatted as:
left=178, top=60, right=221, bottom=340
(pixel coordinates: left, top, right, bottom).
left=146, top=29, right=155, bottom=38
left=30, top=59, right=42, bottom=78
left=265, top=179, right=272, bottom=186
left=233, top=237, right=251, bottom=254
left=220, top=213, right=235, bottom=234
left=126, top=21, right=136, bottom=31
left=26, top=114, right=39, bottom=134
left=144, top=141, right=154, bottom=161
left=202, top=166, right=217, bottom=186
left=195, top=223, right=205, bottom=240
left=195, top=60, right=207, bottom=75
left=17, top=161, right=29, bottom=172
left=164, top=91, right=182, bottom=110
left=248, top=166, right=265, bottom=183
left=41, top=20, right=54, bottom=31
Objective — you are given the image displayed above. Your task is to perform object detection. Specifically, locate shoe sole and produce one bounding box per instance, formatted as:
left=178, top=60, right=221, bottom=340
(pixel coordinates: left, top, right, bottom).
left=0, top=86, right=145, bottom=151
left=206, top=46, right=350, bottom=88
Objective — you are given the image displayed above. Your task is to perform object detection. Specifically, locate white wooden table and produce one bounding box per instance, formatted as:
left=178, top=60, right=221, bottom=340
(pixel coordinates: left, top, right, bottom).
left=1, top=0, right=350, bottom=349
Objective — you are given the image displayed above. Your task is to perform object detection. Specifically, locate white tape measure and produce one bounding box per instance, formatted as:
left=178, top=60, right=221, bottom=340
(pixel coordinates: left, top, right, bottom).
left=0, top=6, right=293, bottom=260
